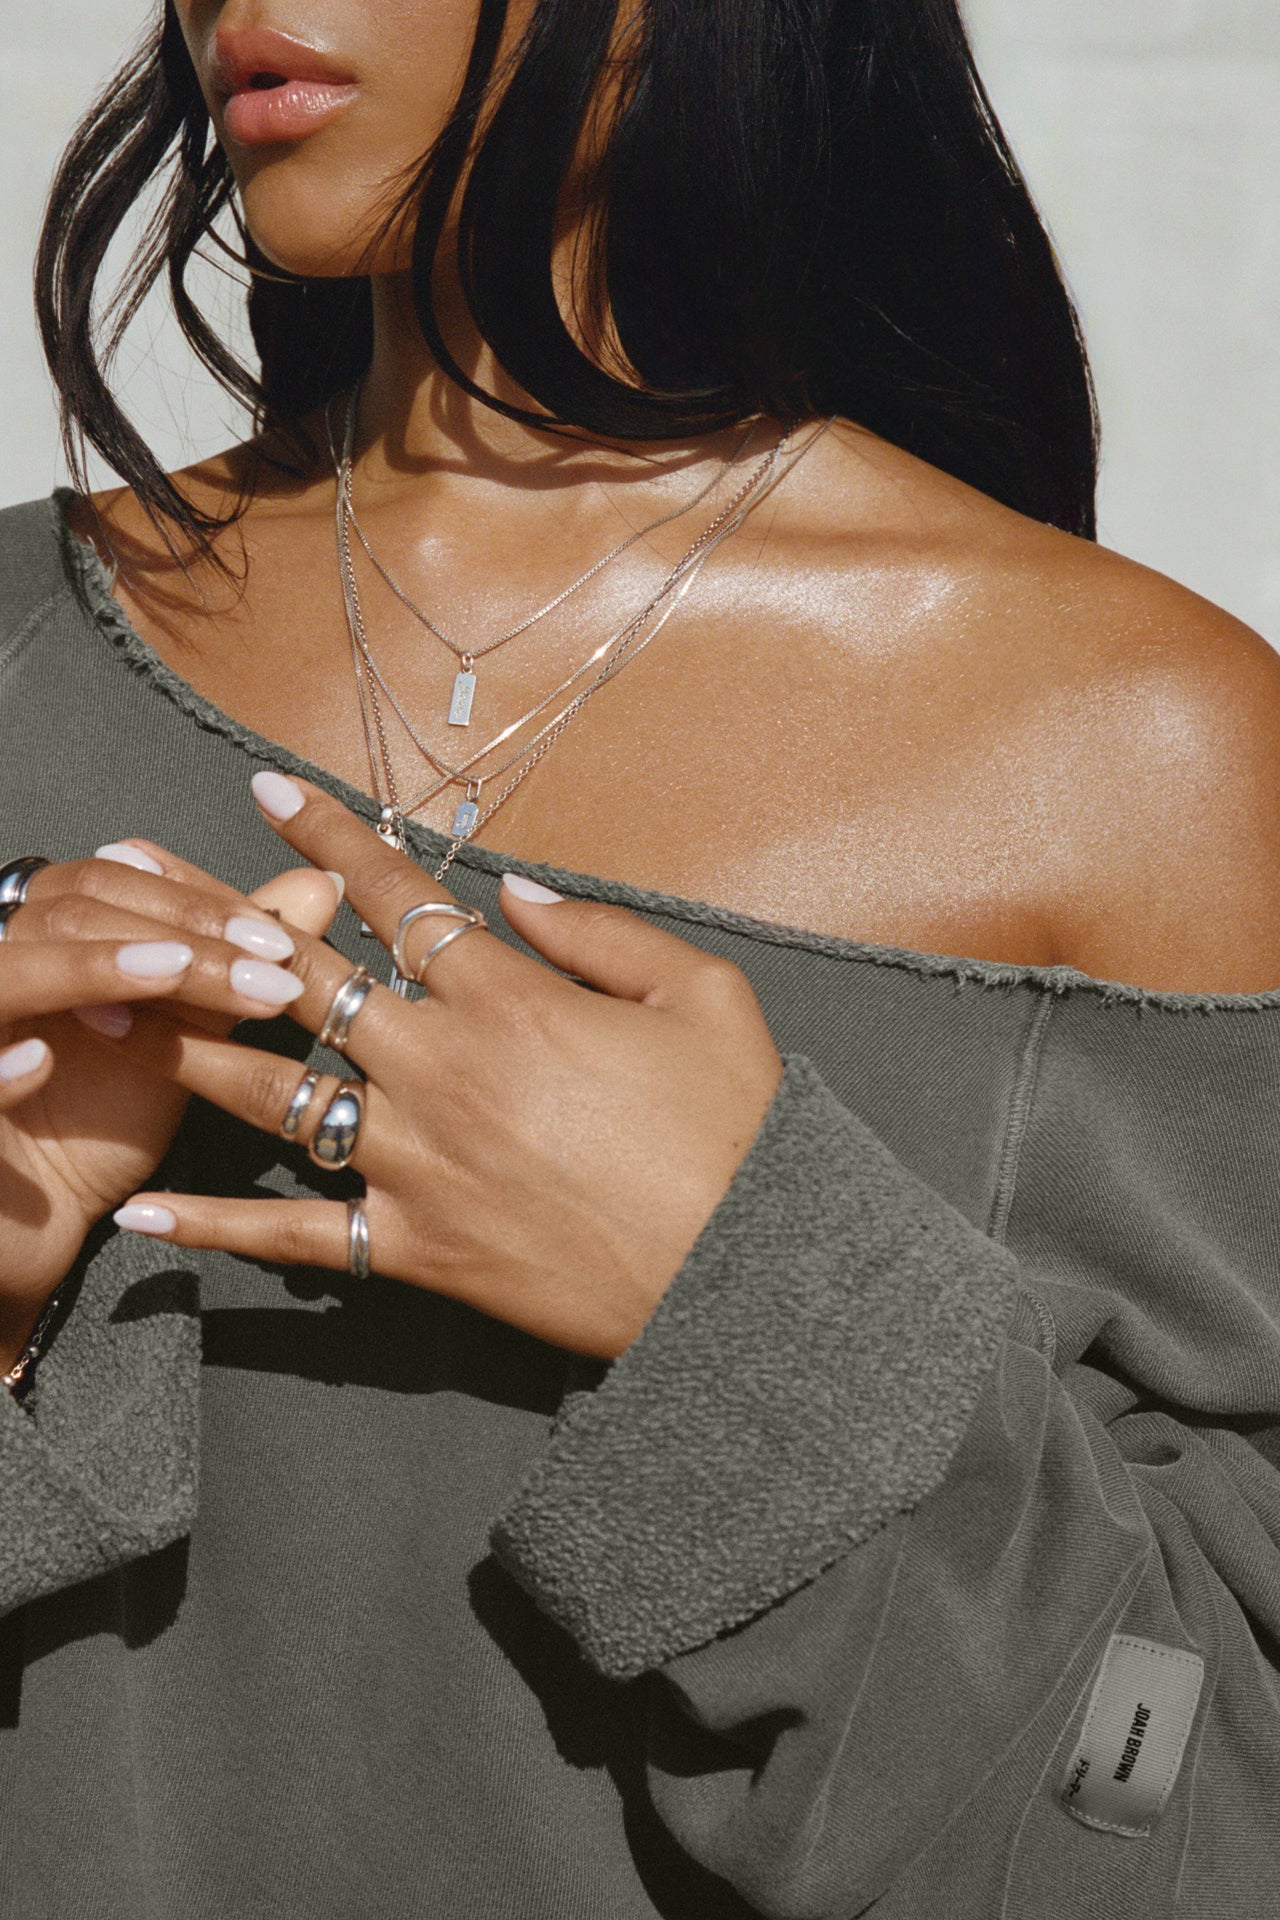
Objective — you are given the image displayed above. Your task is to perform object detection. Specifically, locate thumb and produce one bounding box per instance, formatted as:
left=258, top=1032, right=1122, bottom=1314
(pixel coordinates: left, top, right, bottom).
left=498, top=872, right=705, bottom=1006
left=173, top=867, right=344, bottom=1039
left=248, top=866, right=344, bottom=940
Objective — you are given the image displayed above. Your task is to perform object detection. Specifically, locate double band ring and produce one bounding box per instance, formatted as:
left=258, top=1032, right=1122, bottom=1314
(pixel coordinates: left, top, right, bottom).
left=392, top=901, right=488, bottom=986
left=307, top=1081, right=364, bottom=1171
left=347, top=1198, right=371, bottom=1280
left=318, top=964, right=376, bottom=1055
left=0, top=855, right=49, bottom=941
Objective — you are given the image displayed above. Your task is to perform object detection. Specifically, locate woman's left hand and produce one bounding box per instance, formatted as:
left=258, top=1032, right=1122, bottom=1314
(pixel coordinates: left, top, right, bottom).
left=109, top=774, right=784, bottom=1359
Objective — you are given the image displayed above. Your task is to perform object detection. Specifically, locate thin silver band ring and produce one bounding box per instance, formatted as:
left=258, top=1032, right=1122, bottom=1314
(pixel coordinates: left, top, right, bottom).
left=347, top=1198, right=371, bottom=1280
left=392, top=901, right=488, bottom=984
left=280, top=1069, right=321, bottom=1140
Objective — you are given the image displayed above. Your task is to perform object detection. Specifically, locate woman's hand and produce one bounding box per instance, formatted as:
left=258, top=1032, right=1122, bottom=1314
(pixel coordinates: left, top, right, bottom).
left=109, top=775, right=785, bottom=1360
left=0, top=845, right=342, bottom=1355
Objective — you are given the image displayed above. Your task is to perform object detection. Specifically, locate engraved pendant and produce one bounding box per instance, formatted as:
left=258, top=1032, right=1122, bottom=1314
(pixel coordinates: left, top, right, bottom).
left=451, top=798, right=479, bottom=837
left=448, top=668, right=476, bottom=727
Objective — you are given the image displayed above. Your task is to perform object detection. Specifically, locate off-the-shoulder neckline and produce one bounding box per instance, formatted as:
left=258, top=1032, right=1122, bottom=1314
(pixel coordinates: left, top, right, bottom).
left=51, top=488, right=1280, bottom=1016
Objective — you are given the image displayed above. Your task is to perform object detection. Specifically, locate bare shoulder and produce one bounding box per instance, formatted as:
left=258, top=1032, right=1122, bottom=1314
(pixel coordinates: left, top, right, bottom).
left=788, top=424, right=1280, bottom=993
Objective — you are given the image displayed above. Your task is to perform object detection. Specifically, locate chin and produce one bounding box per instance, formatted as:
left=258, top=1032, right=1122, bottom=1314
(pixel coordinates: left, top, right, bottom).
left=238, top=168, right=399, bottom=281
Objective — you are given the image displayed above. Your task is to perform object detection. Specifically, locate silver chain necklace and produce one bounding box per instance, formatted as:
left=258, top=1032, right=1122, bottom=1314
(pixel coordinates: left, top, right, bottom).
left=331, top=403, right=832, bottom=982
left=333, top=384, right=760, bottom=731
left=334, top=402, right=793, bottom=816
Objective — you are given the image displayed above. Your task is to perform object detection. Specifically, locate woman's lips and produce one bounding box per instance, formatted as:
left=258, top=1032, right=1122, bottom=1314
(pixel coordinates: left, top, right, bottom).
left=222, top=77, right=357, bottom=146
left=212, top=25, right=357, bottom=147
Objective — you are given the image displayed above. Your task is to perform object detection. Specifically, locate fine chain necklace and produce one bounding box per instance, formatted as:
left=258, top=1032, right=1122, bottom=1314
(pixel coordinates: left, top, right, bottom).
left=333, top=411, right=833, bottom=985
left=333, top=384, right=760, bottom=730
left=334, top=406, right=792, bottom=818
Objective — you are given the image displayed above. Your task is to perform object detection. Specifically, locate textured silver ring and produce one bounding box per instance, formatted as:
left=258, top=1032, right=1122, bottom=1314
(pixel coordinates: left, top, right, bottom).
left=318, top=965, right=376, bottom=1055
left=280, top=1068, right=322, bottom=1140
left=392, top=901, right=488, bottom=984
left=307, top=1081, right=363, bottom=1170
left=347, top=1198, right=370, bottom=1281
left=0, top=856, right=49, bottom=907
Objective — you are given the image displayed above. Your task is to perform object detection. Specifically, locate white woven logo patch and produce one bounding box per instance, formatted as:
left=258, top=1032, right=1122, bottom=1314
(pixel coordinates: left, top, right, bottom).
left=1060, top=1633, right=1204, bottom=1838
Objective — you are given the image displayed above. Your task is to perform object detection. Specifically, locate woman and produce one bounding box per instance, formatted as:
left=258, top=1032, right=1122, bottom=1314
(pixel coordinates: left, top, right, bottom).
left=2, top=1, right=1279, bottom=1913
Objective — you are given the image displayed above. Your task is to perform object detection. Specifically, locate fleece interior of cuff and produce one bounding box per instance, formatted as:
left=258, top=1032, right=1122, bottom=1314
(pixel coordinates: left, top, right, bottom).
left=490, top=1051, right=1020, bottom=1680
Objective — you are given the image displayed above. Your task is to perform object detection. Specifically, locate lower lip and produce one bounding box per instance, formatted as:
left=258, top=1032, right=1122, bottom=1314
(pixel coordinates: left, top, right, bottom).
left=223, top=79, right=356, bottom=147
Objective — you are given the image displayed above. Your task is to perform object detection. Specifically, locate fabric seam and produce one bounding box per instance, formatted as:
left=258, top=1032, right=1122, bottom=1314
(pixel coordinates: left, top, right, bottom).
left=0, top=585, right=64, bottom=685
left=987, top=988, right=1057, bottom=1250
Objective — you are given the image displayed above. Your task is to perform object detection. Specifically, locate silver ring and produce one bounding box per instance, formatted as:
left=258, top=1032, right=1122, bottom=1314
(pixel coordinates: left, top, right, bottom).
left=318, top=965, right=376, bottom=1054
left=0, top=902, right=22, bottom=944
left=280, top=1068, right=321, bottom=1140
left=0, top=856, right=49, bottom=907
left=307, top=1081, right=363, bottom=1170
left=392, top=901, right=488, bottom=984
left=347, top=1198, right=370, bottom=1280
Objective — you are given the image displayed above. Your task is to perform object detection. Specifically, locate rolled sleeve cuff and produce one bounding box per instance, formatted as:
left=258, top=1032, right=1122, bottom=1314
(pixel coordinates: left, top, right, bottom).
left=491, top=1052, right=1020, bottom=1680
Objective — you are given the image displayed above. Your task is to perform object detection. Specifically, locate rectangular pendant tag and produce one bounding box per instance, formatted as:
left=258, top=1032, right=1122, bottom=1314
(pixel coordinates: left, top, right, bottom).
left=448, top=671, right=476, bottom=727
left=451, top=799, right=479, bottom=837
left=1060, top=1633, right=1204, bottom=1838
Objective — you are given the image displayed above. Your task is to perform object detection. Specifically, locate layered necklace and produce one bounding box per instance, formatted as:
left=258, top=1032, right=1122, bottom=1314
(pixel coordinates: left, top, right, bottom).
left=330, top=386, right=831, bottom=982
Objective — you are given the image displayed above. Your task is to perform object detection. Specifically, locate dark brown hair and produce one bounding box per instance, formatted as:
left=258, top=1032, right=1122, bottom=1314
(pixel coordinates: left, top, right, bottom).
left=36, top=0, right=1100, bottom=550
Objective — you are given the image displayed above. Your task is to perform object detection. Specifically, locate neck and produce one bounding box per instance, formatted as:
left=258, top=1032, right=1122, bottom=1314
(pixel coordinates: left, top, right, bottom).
left=347, top=269, right=766, bottom=506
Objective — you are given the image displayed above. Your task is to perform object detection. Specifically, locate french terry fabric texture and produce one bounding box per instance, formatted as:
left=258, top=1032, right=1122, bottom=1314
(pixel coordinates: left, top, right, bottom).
left=1, top=491, right=1280, bottom=1917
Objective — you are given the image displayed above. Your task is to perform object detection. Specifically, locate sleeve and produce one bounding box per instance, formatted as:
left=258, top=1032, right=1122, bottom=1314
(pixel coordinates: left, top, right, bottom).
left=490, top=1002, right=1280, bottom=1919
left=0, top=1223, right=201, bottom=1619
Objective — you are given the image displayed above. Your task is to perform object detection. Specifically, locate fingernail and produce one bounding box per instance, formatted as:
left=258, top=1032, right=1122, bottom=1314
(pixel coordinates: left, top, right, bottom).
left=116, top=941, right=194, bottom=978
left=501, top=872, right=564, bottom=904
left=0, top=1037, right=49, bottom=1081
left=324, top=871, right=346, bottom=904
left=229, top=958, right=305, bottom=1005
left=251, top=771, right=305, bottom=820
left=94, top=842, right=164, bottom=875
left=224, top=915, right=296, bottom=961
left=74, top=1004, right=134, bottom=1038
left=113, top=1203, right=176, bottom=1236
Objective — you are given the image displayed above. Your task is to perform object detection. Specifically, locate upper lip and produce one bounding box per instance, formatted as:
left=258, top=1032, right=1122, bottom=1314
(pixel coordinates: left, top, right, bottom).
left=210, top=25, right=357, bottom=99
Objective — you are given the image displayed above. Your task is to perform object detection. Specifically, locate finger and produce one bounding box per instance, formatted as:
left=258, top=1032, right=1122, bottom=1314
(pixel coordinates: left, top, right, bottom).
left=0, top=935, right=299, bottom=1027
left=249, top=866, right=344, bottom=938
left=107, top=1015, right=384, bottom=1169
left=23, top=846, right=338, bottom=962
left=113, top=1192, right=352, bottom=1273
left=249, top=771, right=518, bottom=1002
left=496, top=872, right=725, bottom=1007
left=0, top=1036, right=54, bottom=1108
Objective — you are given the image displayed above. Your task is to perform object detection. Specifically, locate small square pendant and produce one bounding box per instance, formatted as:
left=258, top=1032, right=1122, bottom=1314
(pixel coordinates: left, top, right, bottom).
left=448, top=671, right=477, bottom=727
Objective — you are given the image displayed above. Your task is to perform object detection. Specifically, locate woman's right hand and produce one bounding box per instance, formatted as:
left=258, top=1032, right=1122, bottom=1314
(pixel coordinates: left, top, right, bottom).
left=0, top=846, right=341, bottom=1365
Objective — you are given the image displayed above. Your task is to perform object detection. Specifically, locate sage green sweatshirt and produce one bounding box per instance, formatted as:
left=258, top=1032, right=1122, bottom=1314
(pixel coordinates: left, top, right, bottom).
left=2, top=492, right=1279, bottom=1918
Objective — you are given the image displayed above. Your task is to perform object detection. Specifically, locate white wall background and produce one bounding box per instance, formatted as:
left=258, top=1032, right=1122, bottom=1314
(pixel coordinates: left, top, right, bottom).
left=1, top=0, right=1276, bottom=640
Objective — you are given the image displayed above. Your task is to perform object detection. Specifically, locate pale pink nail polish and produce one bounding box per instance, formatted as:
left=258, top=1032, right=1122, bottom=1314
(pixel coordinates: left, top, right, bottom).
left=502, top=872, right=564, bottom=904
left=0, top=1037, right=49, bottom=1081
left=251, top=771, right=305, bottom=820
left=74, top=1004, right=134, bottom=1038
left=94, top=842, right=164, bottom=875
left=113, top=1203, right=177, bottom=1236
left=116, top=942, right=194, bottom=978
left=324, top=871, right=346, bottom=904
left=229, top=958, right=305, bottom=1005
left=224, top=915, right=296, bottom=961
